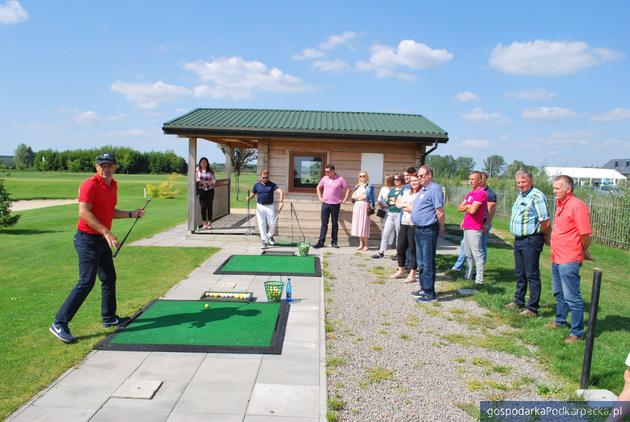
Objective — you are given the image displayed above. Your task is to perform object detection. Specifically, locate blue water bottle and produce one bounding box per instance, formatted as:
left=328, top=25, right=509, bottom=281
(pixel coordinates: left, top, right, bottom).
left=286, top=278, right=292, bottom=302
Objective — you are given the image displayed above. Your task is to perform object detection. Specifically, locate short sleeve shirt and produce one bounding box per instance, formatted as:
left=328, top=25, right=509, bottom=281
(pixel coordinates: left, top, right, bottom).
left=77, top=175, right=117, bottom=234
left=318, top=175, right=348, bottom=204
left=411, top=181, right=444, bottom=227
left=509, top=187, right=549, bottom=237
left=252, top=181, right=278, bottom=205
left=462, top=188, right=488, bottom=230
left=551, top=195, right=592, bottom=264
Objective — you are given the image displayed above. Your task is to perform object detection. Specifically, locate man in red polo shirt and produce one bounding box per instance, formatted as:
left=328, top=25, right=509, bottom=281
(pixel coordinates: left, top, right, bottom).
left=549, top=175, right=592, bottom=344
left=50, top=153, right=145, bottom=343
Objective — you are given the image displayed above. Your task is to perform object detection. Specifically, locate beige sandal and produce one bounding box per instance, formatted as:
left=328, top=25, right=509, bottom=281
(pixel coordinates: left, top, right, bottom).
left=389, top=272, right=405, bottom=279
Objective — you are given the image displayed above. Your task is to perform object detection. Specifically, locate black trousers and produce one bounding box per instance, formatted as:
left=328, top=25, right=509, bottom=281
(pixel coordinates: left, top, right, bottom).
left=55, top=231, right=117, bottom=325
left=513, top=233, right=545, bottom=313
left=397, top=224, right=416, bottom=269
left=318, top=202, right=341, bottom=244
left=198, top=189, right=214, bottom=221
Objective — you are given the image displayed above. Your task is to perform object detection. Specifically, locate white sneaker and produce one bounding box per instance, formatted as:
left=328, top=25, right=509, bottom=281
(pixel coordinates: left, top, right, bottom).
left=267, top=236, right=275, bottom=246
left=260, top=241, right=269, bottom=250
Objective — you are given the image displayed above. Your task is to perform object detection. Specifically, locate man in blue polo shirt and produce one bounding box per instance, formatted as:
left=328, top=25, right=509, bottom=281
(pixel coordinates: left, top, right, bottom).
left=411, top=165, right=445, bottom=302
left=248, top=169, right=284, bottom=249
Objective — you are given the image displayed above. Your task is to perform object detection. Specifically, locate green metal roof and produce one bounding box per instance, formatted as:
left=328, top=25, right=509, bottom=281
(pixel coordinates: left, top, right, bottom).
left=162, top=108, right=448, bottom=142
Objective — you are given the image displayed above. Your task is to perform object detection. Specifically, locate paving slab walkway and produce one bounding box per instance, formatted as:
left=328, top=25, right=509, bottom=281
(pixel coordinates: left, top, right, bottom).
left=8, top=224, right=456, bottom=422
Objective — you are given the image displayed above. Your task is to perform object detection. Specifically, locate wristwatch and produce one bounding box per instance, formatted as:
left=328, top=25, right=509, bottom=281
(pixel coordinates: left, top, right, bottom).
left=128, top=211, right=133, bottom=218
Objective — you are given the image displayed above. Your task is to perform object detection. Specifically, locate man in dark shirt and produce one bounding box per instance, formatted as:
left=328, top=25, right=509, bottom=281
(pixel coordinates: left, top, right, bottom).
left=248, top=169, right=284, bottom=249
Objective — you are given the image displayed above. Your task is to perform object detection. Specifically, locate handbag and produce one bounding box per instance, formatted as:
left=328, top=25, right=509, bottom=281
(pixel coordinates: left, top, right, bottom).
left=376, top=208, right=386, bottom=218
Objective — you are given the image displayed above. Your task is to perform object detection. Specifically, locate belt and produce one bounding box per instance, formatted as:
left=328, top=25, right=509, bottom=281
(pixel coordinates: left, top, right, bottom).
left=416, top=222, right=438, bottom=230
left=258, top=203, right=273, bottom=206
left=515, top=233, right=543, bottom=240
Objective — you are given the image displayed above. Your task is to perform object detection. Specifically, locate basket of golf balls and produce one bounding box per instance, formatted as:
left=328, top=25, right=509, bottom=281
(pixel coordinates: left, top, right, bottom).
left=201, top=291, right=253, bottom=301
left=264, top=281, right=284, bottom=302
left=297, top=241, right=310, bottom=256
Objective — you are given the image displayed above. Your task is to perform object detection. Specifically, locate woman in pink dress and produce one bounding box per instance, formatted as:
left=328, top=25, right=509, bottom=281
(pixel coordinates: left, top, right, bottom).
left=351, top=171, right=375, bottom=250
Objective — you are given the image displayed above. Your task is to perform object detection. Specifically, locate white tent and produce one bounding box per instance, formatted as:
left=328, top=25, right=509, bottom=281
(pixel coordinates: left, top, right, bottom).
left=544, top=167, right=627, bottom=186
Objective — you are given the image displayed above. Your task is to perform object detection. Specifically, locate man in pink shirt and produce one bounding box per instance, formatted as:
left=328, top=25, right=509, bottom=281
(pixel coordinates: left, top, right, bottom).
left=457, top=171, right=488, bottom=285
left=314, top=163, right=350, bottom=248
left=549, top=175, right=592, bottom=344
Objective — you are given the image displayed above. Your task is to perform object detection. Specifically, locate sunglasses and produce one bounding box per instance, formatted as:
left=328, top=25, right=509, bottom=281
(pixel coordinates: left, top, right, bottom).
left=359, top=174, right=367, bottom=177
left=418, top=173, right=428, bottom=178
left=393, top=178, right=401, bottom=181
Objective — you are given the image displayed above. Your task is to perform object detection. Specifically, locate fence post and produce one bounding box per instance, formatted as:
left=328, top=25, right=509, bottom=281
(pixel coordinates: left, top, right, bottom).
left=580, top=269, right=603, bottom=389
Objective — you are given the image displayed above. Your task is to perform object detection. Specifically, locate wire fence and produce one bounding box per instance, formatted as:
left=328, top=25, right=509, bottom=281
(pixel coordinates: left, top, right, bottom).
left=445, top=185, right=630, bottom=250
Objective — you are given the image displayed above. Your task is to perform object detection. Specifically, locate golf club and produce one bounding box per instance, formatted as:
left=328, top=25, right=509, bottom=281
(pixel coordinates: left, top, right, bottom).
left=113, top=197, right=151, bottom=258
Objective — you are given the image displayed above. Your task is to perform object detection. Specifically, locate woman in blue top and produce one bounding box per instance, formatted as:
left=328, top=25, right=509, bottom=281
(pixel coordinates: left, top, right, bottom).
left=351, top=170, right=375, bottom=251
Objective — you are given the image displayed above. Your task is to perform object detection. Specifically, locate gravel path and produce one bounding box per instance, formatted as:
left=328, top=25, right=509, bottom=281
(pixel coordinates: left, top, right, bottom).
left=324, top=247, right=554, bottom=421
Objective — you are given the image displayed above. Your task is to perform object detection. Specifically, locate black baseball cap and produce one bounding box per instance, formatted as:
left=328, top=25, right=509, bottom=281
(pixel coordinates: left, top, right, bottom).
left=96, top=152, right=117, bottom=165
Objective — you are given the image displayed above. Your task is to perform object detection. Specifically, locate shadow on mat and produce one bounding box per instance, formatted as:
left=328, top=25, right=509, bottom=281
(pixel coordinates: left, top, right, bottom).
left=119, top=307, right=262, bottom=332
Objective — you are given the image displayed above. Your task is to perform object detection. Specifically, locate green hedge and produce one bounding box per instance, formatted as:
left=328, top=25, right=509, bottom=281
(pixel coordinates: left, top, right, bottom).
left=31, top=146, right=187, bottom=174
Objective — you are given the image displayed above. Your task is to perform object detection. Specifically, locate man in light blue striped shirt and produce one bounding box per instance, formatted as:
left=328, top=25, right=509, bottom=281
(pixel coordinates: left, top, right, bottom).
left=505, top=168, right=551, bottom=317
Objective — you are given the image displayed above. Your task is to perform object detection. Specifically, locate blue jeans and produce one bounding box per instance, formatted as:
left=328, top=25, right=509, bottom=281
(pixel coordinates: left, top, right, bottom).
left=453, top=225, right=491, bottom=270
left=318, top=202, right=341, bottom=245
left=551, top=262, right=584, bottom=338
left=513, top=233, right=544, bottom=314
left=414, top=225, right=439, bottom=298
left=54, top=231, right=117, bottom=326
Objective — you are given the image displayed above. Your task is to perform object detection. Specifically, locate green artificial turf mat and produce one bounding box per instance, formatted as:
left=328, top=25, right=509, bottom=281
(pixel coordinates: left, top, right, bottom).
left=214, top=254, right=321, bottom=276
left=95, top=299, right=289, bottom=354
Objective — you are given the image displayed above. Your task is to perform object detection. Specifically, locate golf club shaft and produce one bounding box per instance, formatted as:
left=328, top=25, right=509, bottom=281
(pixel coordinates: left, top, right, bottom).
left=113, top=198, right=151, bottom=258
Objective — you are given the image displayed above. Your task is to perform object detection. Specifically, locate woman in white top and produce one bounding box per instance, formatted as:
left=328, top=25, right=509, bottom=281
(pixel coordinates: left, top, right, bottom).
left=390, top=175, right=421, bottom=282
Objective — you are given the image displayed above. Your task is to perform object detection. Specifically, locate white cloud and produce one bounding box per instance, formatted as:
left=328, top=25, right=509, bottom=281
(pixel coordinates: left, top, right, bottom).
left=356, top=39, right=453, bottom=79
left=293, top=31, right=362, bottom=61
left=591, top=108, right=630, bottom=122
left=490, top=40, right=622, bottom=75
left=73, top=111, right=98, bottom=124
left=319, top=31, right=361, bottom=50
left=505, top=88, right=557, bottom=100
left=292, top=47, right=326, bottom=61
left=522, top=107, right=576, bottom=120
left=460, top=139, right=490, bottom=148
left=462, top=107, right=505, bottom=123
left=185, top=56, right=309, bottom=100
left=313, top=59, right=350, bottom=72
left=110, top=80, right=191, bottom=109
left=454, top=92, right=480, bottom=102
left=0, top=0, right=28, bottom=24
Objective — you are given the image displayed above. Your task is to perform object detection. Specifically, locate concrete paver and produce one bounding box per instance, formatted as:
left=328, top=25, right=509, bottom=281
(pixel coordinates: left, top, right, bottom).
left=9, top=225, right=328, bottom=422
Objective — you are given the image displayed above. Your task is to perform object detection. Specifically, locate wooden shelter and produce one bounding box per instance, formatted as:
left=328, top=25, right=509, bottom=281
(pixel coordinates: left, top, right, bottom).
left=162, top=108, right=448, bottom=238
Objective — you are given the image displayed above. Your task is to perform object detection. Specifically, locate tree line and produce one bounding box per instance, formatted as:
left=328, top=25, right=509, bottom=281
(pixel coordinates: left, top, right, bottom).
left=8, top=144, right=187, bottom=174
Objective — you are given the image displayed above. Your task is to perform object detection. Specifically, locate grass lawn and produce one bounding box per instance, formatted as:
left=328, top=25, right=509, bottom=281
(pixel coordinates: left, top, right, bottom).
left=0, top=173, right=221, bottom=419
left=442, top=204, right=630, bottom=396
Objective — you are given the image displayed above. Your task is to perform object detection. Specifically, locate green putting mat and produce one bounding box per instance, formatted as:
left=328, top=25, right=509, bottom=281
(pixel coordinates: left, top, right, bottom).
left=214, top=254, right=321, bottom=276
left=94, top=300, right=289, bottom=354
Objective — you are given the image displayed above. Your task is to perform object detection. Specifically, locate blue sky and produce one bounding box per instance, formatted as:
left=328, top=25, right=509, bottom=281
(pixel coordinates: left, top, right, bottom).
left=2, top=0, right=629, bottom=168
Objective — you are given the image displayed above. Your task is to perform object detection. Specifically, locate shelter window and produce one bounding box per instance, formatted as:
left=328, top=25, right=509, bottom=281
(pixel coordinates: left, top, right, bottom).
left=289, top=152, right=326, bottom=192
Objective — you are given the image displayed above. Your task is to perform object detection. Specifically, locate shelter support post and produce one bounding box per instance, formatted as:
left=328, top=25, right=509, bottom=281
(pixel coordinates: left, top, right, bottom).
left=188, top=137, right=198, bottom=233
